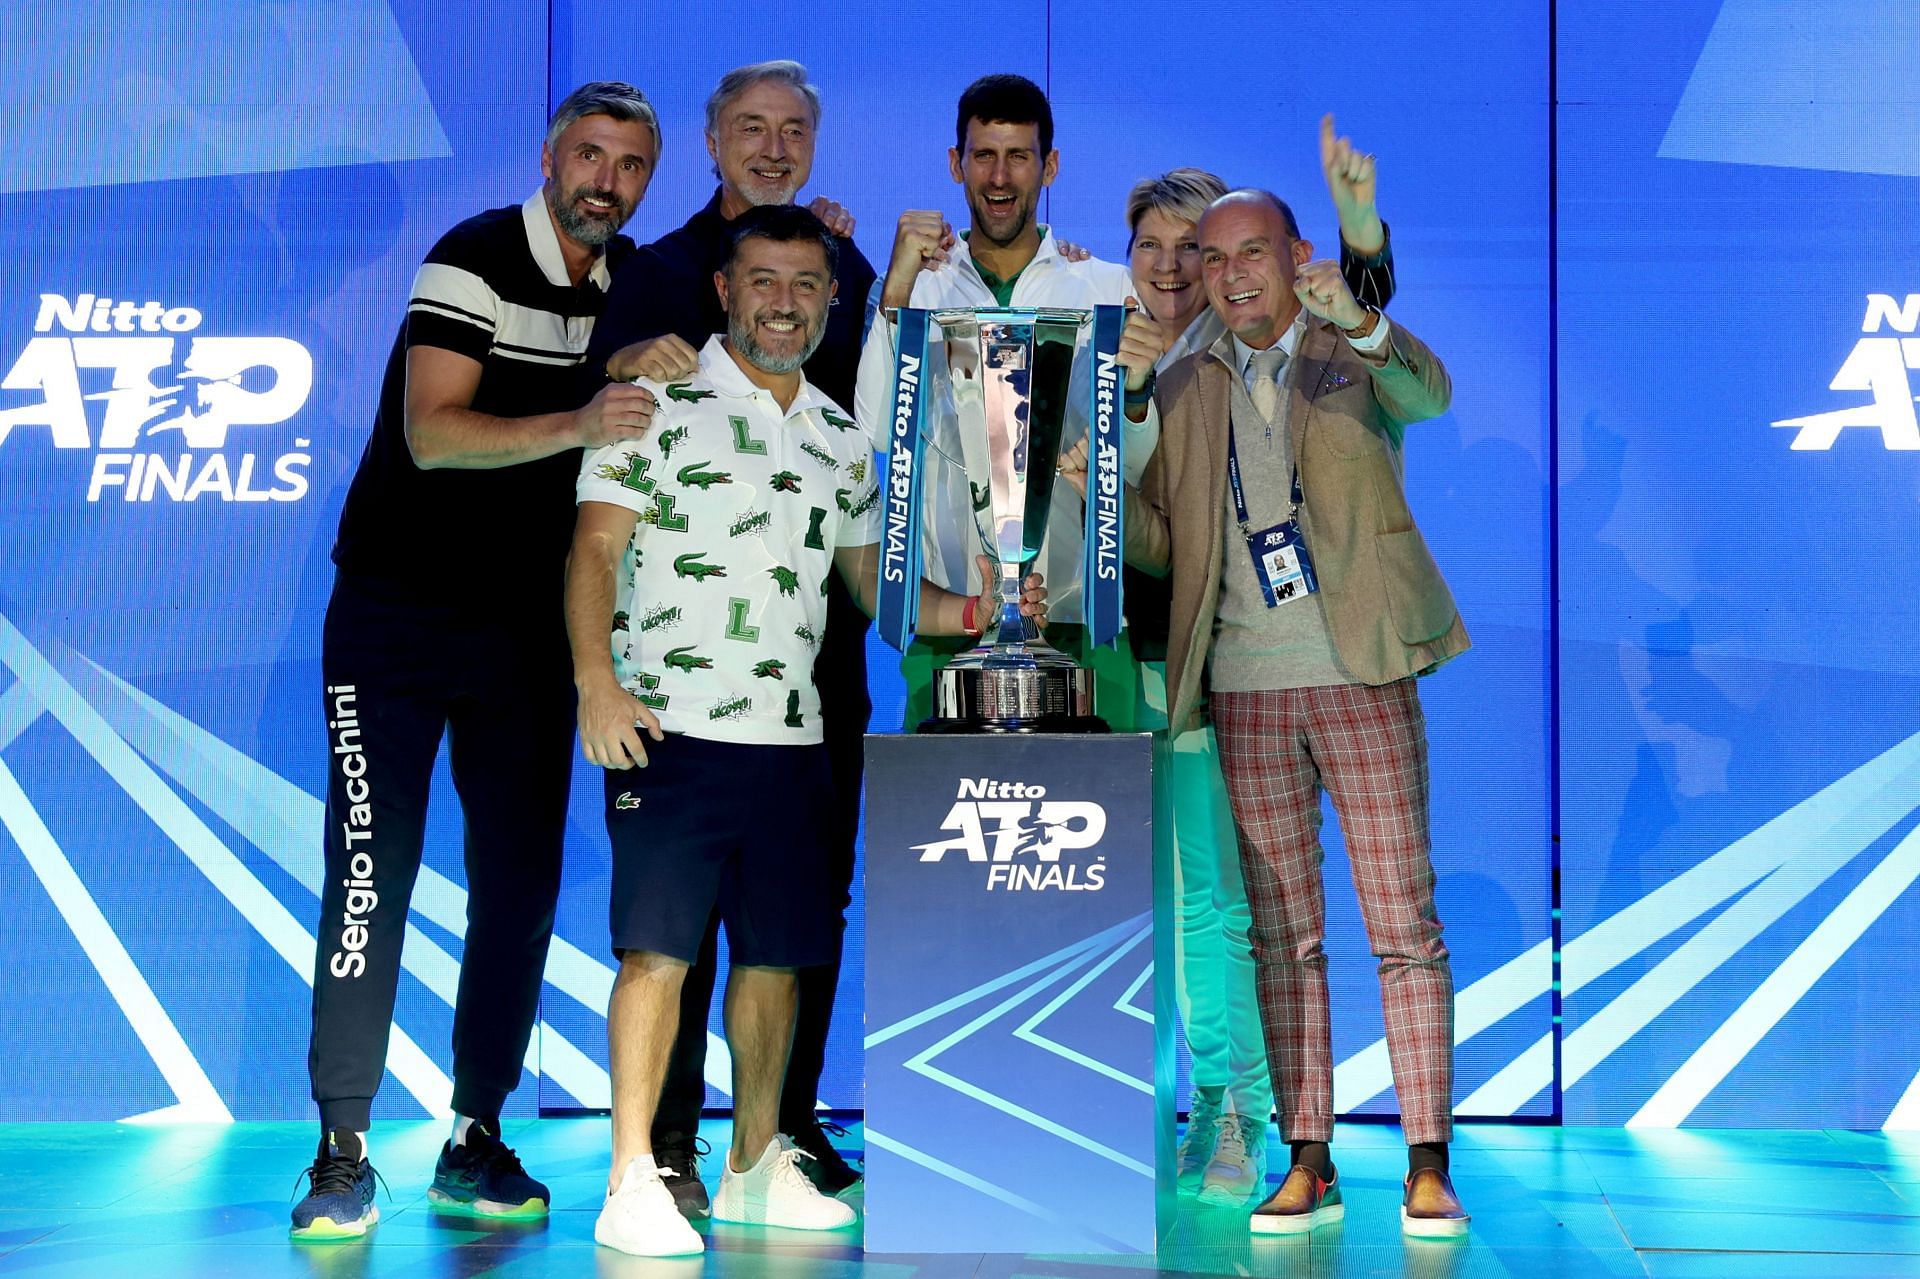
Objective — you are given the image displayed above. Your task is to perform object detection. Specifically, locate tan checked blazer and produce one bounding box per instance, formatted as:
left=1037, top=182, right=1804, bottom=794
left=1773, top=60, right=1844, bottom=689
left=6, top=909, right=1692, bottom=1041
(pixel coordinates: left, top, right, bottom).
left=1124, top=317, right=1469, bottom=734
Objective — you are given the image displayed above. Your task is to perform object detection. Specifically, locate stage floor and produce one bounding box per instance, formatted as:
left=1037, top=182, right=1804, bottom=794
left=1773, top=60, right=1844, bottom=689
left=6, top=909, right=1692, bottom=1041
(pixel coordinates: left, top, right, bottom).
left=2, top=1119, right=1918, bottom=1277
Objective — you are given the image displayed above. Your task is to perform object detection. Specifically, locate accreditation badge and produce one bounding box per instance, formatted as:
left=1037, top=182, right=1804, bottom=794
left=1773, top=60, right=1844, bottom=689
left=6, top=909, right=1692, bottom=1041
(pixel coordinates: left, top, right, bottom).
left=1248, top=519, right=1319, bottom=607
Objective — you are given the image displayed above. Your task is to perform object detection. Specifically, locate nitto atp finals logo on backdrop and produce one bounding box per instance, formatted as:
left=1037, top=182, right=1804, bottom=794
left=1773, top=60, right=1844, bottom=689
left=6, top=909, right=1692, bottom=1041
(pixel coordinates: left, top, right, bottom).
left=910, top=776, right=1110, bottom=892
left=0, top=291, right=315, bottom=501
left=1773, top=294, right=1920, bottom=450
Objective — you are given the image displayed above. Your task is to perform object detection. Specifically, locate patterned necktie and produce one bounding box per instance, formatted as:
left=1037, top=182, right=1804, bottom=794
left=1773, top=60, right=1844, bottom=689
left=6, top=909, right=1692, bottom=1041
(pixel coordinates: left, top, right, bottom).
left=1246, top=347, right=1287, bottom=430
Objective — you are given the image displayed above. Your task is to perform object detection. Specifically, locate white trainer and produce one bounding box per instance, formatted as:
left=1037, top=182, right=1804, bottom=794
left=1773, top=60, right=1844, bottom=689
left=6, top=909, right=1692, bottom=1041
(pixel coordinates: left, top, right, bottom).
left=1177, top=1091, right=1223, bottom=1191
left=713, top=1135, right=858, bottom=1230
left=595, top=1155, right=706, bottom=1256
left=1198, top=1113, right=1269, bottom=1206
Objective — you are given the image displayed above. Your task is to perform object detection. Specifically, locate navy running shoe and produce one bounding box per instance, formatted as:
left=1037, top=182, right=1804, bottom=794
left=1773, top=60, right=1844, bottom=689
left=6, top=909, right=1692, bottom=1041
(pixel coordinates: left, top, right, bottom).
left=291, top=1131, right=379, bottom=1240
left=429, top=1121, right=550, bottom=1218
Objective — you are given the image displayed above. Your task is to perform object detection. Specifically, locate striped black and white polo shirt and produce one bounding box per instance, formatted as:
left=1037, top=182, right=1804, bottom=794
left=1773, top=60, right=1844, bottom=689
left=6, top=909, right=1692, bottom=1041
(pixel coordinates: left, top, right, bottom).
left=332, top=191, right=635, bottom=604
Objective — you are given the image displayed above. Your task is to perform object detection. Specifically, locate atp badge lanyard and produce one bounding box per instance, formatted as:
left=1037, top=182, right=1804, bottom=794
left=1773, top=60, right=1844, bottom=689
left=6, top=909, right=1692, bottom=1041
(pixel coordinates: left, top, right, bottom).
left=1227, top=419, right=1319, bottom=608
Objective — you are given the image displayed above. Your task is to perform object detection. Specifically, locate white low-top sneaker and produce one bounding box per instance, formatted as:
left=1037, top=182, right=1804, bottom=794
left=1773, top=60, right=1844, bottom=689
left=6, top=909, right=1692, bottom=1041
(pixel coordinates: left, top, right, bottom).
left=1198, top=1114, right=1268, bottom=1206
left=713, top=1135, right=858, bottom=1230
left=596, top=1155, right=706, bottom=1256
left=1177, top=1091, right=1223, bottom=1191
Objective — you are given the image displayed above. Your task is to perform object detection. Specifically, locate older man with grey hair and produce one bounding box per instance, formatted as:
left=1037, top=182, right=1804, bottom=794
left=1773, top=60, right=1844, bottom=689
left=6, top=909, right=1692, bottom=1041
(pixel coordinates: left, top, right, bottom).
left=292, top=80, right=662, bottom=1240
left=585, top=59, right=878, bottom=1213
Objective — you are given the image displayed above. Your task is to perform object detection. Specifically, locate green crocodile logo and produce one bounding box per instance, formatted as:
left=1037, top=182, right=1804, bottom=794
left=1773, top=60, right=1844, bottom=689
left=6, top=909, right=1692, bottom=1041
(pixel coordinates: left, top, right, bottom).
left=637, top=604, right=681, bottom=633
left=657, top=425, right=690, bottom=459
left=673, top=551, right=727, bottom=581
left=770, top=470, right=803, bottom=494
left=708, top=694, right=753, bottom=722
left=614, top=791, right=641, bottom=810
left=752, top=659, right=788, bottom=680
left=611, top=611, right=630, bottom=633
left=820, top=408, right=858, bottom=432
left=834, top=487, right=853, bottom=513
left=676, top=460, right=732, bottom=490
left=768, top=565, right=800, bottom=597
left=801, top=441, right=839, bottom=471
left=664, top=646, right=713, bottom=672
left=665, top=383, right=714, bottom=404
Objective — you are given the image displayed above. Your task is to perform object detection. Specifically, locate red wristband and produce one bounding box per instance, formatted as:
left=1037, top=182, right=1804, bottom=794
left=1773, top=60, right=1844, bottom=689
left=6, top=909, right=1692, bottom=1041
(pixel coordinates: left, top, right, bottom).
left=962, top=596, right=983, bottom=635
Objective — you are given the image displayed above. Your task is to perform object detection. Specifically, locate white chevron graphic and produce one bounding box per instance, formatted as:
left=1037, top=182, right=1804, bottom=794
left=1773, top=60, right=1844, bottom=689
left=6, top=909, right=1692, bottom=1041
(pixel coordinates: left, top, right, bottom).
left=1344, top=727, right=1920, bottom=1123
left=7, top=606, right=1916, bottom=1127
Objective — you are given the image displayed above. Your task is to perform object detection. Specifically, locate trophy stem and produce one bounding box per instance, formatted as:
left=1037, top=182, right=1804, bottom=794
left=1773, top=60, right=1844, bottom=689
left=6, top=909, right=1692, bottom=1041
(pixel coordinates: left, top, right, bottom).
left=996, top=563, right=1038, bottom=649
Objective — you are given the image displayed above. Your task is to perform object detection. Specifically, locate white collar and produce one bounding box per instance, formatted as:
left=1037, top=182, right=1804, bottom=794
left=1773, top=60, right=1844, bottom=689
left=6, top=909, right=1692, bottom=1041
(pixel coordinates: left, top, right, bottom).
left=521, top=190, right=612, bottom=290
left=694, top=334, right=831, bottom=417
left=950, top=225, right=1063, bottom=286
left=1228, top=309, right=1309, bottom=379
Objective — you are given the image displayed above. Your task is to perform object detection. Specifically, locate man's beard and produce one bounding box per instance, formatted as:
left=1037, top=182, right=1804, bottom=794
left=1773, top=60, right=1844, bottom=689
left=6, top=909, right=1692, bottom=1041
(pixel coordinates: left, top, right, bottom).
left=969, top=190, right=1034, bottom=248
left=548, top=182, right=631, bottom=246
left=731, top=168, right=800, bottom=208
left=730, top=305, right=825, bottom=374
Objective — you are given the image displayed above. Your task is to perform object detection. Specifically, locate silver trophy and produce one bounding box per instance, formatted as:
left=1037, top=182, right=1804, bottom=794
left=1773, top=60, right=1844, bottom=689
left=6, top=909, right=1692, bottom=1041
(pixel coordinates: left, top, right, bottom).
left=914, top=307, right=1113, bottom=733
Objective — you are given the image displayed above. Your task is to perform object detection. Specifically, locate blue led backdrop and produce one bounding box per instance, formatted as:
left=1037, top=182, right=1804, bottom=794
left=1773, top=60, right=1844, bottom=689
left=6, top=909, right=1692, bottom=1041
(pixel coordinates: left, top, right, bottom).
left=0, top=0, right=1910, bottom=1130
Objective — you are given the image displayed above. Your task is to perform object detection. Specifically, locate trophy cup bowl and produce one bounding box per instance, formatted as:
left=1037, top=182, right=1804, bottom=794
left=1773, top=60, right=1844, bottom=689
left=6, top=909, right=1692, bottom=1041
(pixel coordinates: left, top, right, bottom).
left=917, top=308, right=1109, bottom=733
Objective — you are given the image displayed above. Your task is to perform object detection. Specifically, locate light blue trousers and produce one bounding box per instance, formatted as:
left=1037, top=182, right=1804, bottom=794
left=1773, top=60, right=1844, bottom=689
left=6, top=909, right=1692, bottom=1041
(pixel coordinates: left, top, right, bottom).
left=1139, top=662, right=1273, bottom=1120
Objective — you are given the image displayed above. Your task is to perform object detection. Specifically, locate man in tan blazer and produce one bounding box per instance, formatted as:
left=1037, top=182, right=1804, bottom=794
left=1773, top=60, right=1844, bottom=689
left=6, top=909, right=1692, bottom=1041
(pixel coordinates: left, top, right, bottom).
left=1082, top=188, right=1470, bottom=1238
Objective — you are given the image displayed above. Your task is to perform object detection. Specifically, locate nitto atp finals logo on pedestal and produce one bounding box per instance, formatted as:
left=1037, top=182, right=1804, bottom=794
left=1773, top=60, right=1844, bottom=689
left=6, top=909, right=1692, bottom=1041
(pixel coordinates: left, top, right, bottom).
left=863, top=732, right=1171, bottom=1254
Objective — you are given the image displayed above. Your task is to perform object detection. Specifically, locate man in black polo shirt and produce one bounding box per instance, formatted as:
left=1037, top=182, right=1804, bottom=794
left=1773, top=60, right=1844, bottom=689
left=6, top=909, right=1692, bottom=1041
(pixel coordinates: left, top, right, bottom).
left=292, top=82, right=663, bottom=1241
left=585, top=58, right=877, bottom=1207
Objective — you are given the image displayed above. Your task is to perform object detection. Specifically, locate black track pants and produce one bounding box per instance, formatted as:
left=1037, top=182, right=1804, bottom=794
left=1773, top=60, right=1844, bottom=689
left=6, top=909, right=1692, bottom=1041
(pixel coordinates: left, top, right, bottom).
left=309, top=572, right=573, bottom=1132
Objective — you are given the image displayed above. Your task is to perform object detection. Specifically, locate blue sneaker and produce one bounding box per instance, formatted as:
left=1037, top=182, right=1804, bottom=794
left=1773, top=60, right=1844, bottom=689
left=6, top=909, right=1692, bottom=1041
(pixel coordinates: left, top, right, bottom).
left=429, top=1121, right=550, bottom=1218
left=291, top=1131, right=379, bottom=1239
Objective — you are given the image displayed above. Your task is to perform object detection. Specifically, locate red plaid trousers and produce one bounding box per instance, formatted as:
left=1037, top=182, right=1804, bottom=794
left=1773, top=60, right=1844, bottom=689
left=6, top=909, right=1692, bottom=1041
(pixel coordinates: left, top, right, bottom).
left=1211, top=680, right=1454, bottom=1145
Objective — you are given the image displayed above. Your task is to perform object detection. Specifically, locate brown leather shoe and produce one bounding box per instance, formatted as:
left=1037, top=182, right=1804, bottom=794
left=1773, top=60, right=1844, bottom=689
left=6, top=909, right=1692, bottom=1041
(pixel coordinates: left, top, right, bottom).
left=1401, top=1167, right=1469, bottom=1237
left=1249, top=1163, right=1343, bottom=1234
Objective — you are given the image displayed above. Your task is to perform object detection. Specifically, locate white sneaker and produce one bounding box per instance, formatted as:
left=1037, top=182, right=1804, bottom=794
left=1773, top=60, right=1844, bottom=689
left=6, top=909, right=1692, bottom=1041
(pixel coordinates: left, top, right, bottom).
left=595, top=1155, right=705, bottom=1256
left=1177, top=1091, right=1224, bottom=1191
left=1198, top=1114, right=1268, bottom=1206
left=713, top=1135, right=858, bottom=1230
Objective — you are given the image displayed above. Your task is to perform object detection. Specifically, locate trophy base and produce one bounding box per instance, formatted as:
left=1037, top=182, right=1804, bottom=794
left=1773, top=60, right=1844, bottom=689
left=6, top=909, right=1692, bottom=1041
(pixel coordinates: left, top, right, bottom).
left=920, top=665, right=1109, bottom=734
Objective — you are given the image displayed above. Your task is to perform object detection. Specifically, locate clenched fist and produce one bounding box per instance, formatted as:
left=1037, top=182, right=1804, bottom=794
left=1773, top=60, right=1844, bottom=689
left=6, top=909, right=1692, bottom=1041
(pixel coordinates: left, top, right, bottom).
left=881, top=209, right=954, bottom=309
left=605, top=334, right=700, bottom=384
left=1292, top=259, right=1368, bottom=331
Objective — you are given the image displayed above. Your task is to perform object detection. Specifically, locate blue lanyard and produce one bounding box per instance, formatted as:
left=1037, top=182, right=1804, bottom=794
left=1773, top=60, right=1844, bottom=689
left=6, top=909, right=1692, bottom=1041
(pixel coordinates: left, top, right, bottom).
left=1225, top=415, right=1303, bottom=543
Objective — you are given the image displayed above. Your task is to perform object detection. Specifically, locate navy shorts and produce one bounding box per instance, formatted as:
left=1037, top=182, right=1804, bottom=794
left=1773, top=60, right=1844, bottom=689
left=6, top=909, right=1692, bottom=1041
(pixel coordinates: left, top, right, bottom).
left=604, top=734, right=838, bottom=968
